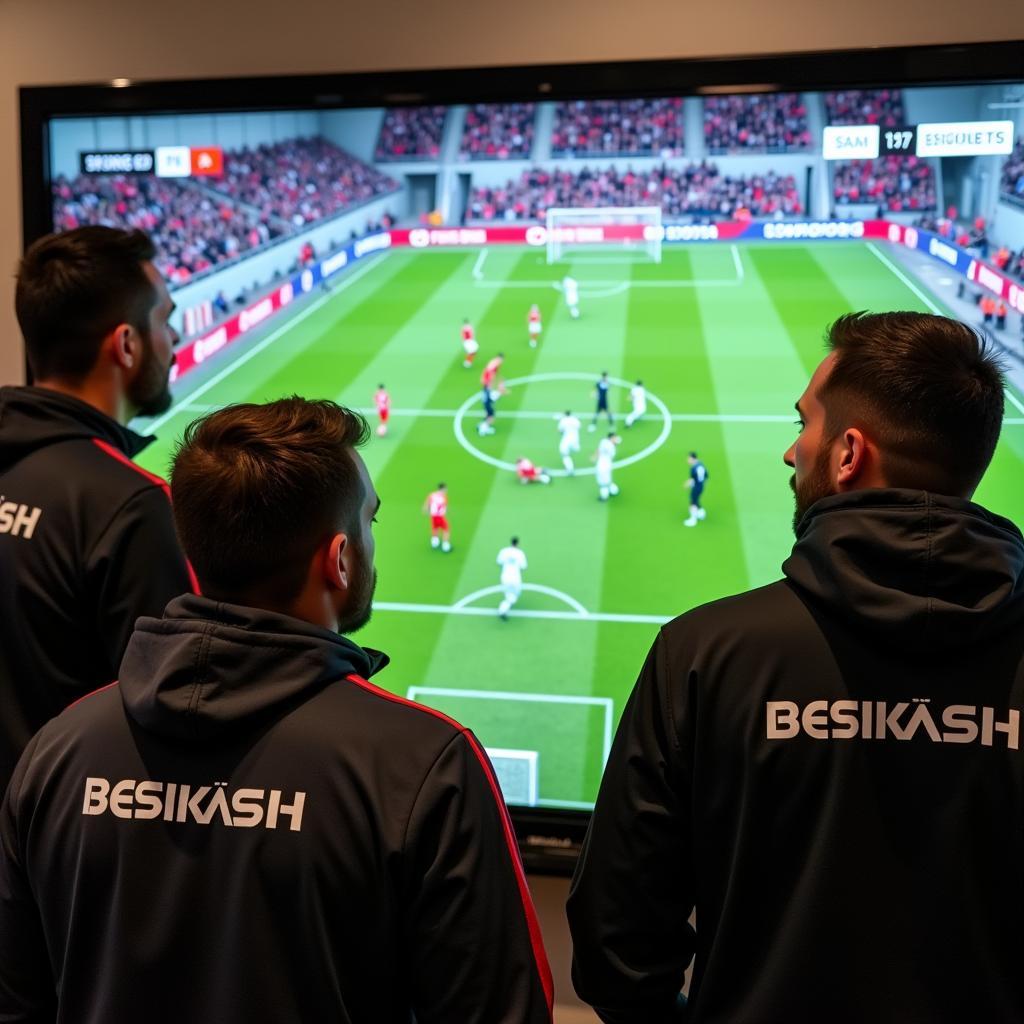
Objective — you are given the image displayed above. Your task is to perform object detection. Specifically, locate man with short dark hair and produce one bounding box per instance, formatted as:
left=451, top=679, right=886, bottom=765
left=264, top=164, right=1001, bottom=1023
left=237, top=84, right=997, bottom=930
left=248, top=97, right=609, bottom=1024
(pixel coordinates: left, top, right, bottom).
left=0, top=225, right=195, bottom=794
left=568, top=312, right=1024, bottom=1023
left=0, top=397, right=553, bottom=1023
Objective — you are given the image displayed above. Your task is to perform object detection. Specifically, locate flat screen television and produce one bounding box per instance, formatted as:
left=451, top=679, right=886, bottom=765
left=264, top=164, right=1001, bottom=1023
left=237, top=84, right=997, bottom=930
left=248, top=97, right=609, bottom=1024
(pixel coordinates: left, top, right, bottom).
left=20, top=41, right=1024, bottom=871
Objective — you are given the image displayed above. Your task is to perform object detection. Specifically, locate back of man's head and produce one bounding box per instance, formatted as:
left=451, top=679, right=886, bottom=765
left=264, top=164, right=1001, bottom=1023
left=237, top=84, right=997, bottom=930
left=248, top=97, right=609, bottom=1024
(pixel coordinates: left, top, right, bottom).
left=171, top=398, right=370, bottom=608
left=16, top=226, right=157, bottom=381
left=823, top=311, right=1004, bottom=497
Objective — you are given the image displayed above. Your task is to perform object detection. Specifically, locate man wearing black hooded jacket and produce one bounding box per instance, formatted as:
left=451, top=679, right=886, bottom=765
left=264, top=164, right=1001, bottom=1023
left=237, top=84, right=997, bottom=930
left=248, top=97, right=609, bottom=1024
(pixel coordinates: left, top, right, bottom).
left=0, top=227, right=195, bottom=794
left=568, top=312, right=1024, bottom=1023
left=0, top=397, right=553, bottom=1023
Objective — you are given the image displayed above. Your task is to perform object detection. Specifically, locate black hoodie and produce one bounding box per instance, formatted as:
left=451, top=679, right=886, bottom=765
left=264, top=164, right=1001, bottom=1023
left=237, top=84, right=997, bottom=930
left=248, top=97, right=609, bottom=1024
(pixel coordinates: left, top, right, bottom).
left=0, top=594, right=554, bottom=1023
left=0, top=386, right=195, bottom=795
left=568, top=489, right=1024, bottom=1024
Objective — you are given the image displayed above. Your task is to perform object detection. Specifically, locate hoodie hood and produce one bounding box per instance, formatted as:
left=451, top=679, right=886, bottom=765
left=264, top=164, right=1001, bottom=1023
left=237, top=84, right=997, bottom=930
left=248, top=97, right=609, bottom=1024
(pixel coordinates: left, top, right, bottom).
left=0, top=386, right=153, bottom=471
left=783, top=489, right=1024, bottom=653
left=119, top=593, right=389, bottom=740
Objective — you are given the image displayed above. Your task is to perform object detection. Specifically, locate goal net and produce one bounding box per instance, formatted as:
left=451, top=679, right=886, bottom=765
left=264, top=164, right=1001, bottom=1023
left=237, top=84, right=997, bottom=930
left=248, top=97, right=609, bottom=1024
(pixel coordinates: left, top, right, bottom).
left=485, top=747, right=539, bottom=806
left=545, top=206, right=663, bottom=264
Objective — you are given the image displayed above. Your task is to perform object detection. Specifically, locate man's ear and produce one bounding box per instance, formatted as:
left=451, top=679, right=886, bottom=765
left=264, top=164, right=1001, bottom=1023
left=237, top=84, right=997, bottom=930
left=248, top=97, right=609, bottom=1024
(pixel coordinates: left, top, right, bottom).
left=106, top=323, right=138, bottom=371
left=323, top=533, right=349, bottom=591
left=835, top=427, right=870, bottom=488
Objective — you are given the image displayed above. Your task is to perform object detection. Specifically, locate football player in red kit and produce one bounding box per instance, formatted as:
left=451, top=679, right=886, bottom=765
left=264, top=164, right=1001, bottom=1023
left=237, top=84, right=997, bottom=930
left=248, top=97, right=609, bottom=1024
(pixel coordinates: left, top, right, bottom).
left=374, top=384, right=391, bottom=437
left=423, top=483, right=452, bottom=552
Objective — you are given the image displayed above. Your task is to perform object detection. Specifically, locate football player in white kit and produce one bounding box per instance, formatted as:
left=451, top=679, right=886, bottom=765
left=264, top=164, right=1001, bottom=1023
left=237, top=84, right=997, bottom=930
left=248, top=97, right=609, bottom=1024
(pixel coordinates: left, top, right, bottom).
left=557, top=409, right=582, bottom=474
left=624, top=380, right=647, bottom=428
left=562, top=275, right=580, bottom=319
left=497, top=536, right=528, bottom=620
left=593, top=432, right=621, bottom=501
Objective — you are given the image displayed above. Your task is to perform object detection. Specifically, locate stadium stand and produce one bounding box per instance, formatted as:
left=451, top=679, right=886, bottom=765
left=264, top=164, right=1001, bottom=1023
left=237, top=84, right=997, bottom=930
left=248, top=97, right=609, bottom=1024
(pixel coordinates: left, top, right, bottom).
left=51, top=173, right=286, bottom=285
left=832, top=155, right=936, bottom=212
left=53, top=137, right=400, bottom=285
left=702, top=94, right=811, bottom=153
left=466, top=162, right=802, bottom=220
left=459, top=103, right=536, bottom=159
left=375, top=107, right=448, bottom=160
left=824, top=89, right=906, bottom=127
left=1000, top=140, right=1024, bottom=203
left=209, top=137, right=399, bottom=228
left=551, top=99, right=685, bottom=157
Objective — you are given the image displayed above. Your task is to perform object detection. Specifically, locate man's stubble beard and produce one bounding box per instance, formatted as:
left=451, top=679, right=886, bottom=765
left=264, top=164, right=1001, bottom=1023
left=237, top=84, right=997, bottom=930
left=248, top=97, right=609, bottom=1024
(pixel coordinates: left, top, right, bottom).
left=791, top=440, right=835, bottom=535
left=130, top=326, right=174, bottom=418
left=338, top=564, right=378, bottom=635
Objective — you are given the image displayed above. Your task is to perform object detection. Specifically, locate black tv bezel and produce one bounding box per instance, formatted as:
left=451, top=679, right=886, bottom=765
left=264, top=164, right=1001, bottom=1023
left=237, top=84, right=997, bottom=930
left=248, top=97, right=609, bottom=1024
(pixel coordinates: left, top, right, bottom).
left=19, top=39, right=1024, bottom=872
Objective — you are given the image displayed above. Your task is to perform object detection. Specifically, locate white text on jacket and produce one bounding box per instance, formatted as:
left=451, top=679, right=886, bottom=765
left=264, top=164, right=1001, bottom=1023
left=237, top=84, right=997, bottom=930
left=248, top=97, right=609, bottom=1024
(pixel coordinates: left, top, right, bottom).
left=82, top=777, right=306, bottom=830
left=767, top=700, right=1019, bottom=749
left=0, top=499, right=42, bottom=539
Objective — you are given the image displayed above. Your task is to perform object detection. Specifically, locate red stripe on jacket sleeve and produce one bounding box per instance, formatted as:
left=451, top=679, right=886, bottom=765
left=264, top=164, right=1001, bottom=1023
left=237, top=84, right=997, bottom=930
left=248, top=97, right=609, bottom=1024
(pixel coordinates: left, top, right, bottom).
left=91, top=438, right=201, bottom=594
left=345, top=673, right=555, bottom=1016
left=65, top=679, right=120, bottom=711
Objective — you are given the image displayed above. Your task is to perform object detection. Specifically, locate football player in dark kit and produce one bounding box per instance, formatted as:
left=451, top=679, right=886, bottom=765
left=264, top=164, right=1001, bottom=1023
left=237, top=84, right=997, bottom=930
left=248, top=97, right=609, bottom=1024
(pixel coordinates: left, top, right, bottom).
left=0, top=226, right=195, bottom=795
left=0, top=397, right=553, bottom=1023
left=569, top=312, right=1024, bottom=1024
left=590, top=370, right=614, bottom=431
left=684, top=451, right=708, bottom=527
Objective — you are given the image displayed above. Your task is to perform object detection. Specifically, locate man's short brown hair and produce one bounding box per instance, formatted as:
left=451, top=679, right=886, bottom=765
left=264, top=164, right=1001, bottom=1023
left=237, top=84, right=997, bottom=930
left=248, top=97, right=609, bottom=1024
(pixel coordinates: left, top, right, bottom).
left=16, top=226, right=158, bottom=381
left=823, top=312, right=1005, bottom=497
left=171, top=398, right=370, bottom=605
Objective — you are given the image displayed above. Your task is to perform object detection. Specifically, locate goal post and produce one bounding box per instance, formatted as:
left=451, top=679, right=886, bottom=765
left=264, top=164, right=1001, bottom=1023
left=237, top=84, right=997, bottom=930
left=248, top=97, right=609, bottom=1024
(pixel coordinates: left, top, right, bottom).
left=545, top=206, right=663, bottom=264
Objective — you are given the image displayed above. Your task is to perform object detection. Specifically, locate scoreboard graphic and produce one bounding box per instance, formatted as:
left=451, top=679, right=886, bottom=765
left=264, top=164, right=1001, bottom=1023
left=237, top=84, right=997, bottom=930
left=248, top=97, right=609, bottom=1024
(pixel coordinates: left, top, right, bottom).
left=822, top=120, right=1014, bottom=160
left=78, top=145, right=224, bottom=178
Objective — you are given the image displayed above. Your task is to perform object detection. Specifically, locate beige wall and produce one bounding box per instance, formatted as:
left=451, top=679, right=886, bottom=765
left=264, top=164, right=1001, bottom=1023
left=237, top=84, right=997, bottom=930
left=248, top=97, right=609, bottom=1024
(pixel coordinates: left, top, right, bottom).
left=2, top=5, right=1023, bottom=1017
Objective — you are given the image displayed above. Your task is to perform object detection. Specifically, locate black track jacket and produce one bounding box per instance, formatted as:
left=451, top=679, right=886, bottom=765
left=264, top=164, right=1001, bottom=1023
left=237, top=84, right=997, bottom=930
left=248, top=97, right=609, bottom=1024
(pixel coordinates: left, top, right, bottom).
left=0, top=595, right=553, bottom=1023
left=0, top=386, right=195, bottom=794
left=569, top=489, right=1024, bottom=1024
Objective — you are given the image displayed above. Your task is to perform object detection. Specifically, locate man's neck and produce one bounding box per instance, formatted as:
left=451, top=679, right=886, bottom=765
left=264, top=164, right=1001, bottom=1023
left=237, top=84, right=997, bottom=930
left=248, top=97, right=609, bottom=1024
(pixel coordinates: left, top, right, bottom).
left=33, top=376, right=131, bottom=425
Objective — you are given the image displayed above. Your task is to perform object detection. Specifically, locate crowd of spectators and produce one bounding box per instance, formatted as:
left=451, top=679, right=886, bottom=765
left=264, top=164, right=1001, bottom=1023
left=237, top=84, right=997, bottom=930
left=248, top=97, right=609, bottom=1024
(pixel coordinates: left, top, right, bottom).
left=1000, top=140, right=1024, bottom=203
left=917, top=211, right=1024, bottom=284
left=458, top=103, right=536, bottom=159
left=551, top=99, right=685, bottom=157
left=53, top=136, right=400, bottom=286
left=375, top=107, right=448, bottom=160
left=832, top=156, right=936, bottom=212
left=209, top=137, right=398, bottom=229
left=702, top=93, right=811, bottom=153
left=466, top=162, right=802, bottom=220
left=51, top=173, right=284, bottom=286
left=825, top=89, right=906, bottom=127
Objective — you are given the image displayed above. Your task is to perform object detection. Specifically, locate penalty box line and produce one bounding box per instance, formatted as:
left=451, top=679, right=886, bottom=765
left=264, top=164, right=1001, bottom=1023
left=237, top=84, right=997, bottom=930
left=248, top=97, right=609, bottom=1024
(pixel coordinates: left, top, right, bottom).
left=406, top=685, right=615, bottom=774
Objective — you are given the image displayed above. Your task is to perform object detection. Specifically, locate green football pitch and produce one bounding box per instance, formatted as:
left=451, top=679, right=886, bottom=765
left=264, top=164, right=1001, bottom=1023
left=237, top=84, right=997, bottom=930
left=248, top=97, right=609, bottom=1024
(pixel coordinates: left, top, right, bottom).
left=135, top=242, right=1024, bottom=809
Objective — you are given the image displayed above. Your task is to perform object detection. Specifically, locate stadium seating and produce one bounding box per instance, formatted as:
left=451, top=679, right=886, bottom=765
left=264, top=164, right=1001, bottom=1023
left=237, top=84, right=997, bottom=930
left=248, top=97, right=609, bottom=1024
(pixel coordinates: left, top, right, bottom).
left=375, top=107, right=448, bottom=160
left=459, top=103, right=536, bottom=159
left=832, top=155, right=936, bottom=212
left=52, top=137, right=399, bottom=285
left=51, top=173, right=285, bottom=285
left=702, top=94, right=811, bottom=153
left=824, top=89, right=906, bottom=127
left=466, top=163, right=802, bottom=220
left=209, top=137, right=398, bottom=228
left=551, top=99, right=685, bottom=157
left=1000, top=141, right=1024, bottom=203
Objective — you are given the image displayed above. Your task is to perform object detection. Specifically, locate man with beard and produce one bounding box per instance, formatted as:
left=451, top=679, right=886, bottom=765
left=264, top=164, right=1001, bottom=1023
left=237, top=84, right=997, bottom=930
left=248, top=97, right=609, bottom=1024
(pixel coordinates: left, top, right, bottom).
left=0, top=398, right=553, bottom=1023
left=569, top=312, right=1024, bottom=1024
left=0, top=226, right=194, bottom=795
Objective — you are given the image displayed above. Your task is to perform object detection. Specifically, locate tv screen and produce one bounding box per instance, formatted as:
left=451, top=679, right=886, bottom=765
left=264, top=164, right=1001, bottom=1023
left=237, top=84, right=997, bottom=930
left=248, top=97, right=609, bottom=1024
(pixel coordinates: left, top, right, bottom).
left=21, top=45, right=1024, bottom=867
